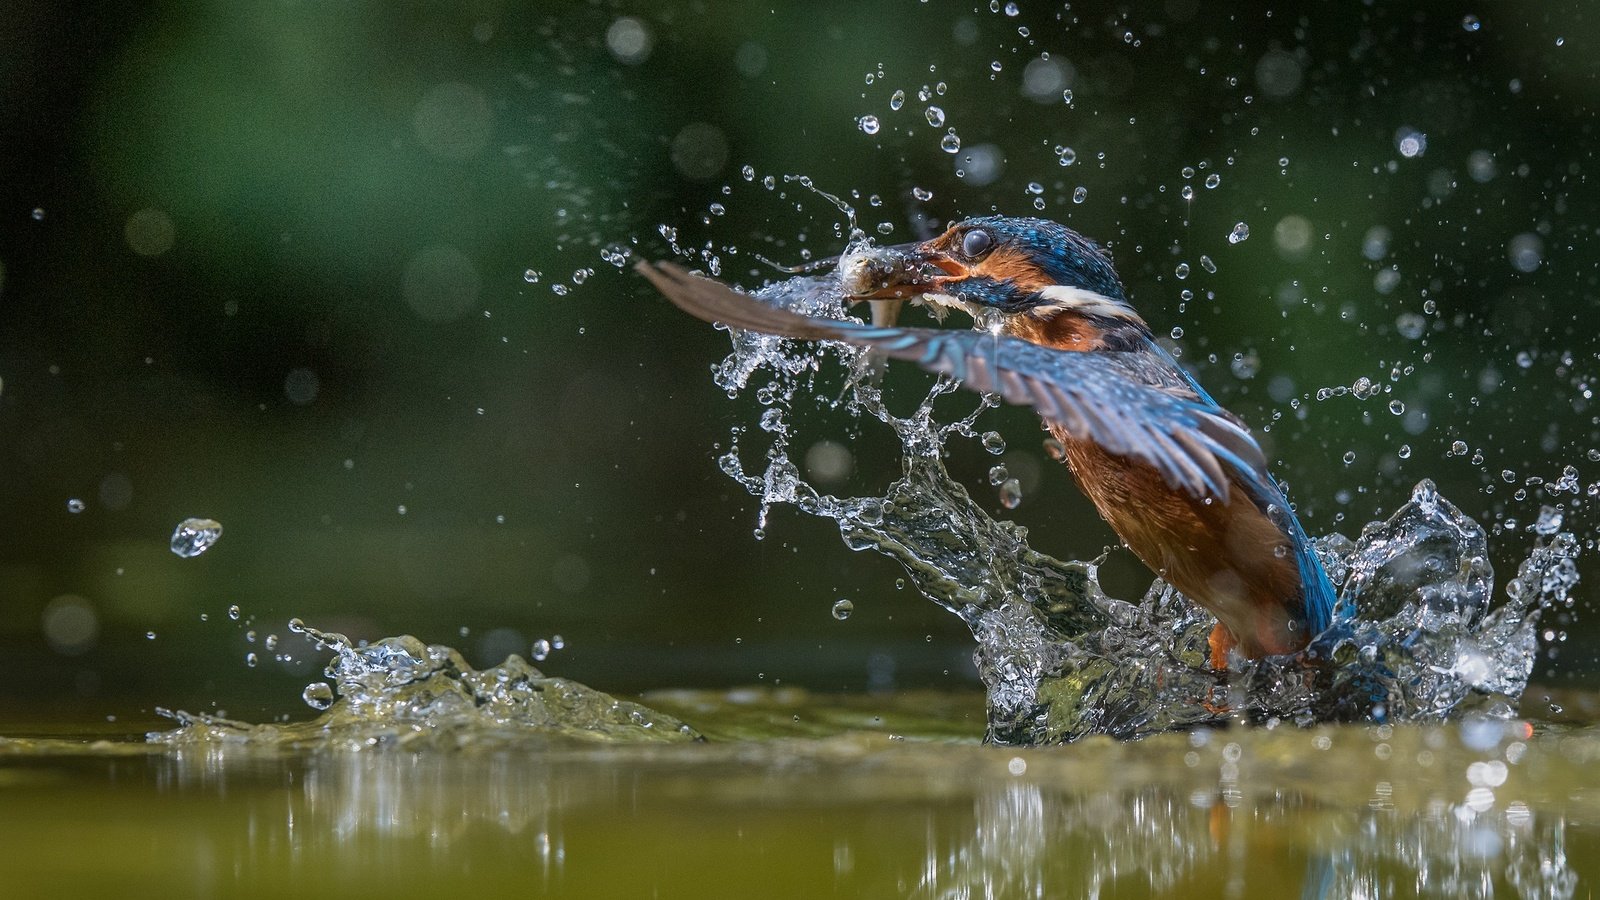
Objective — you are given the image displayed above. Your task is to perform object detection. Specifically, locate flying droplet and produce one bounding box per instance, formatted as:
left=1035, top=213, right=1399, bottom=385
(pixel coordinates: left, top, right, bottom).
left=1227, top=222, right=1250, bottom=244
left=859, top=115, right=881, bottom=135
left=940, top=131, right=962, bottom=153
left=170, top=518, right=224, bottom=558
left=302, top=682, right=335, bottom=710
left=1072, top=186, right=1087, bottom=203
left=1204, top=173, right=1221, bottom=188
left=831, top=599, right=854, bottom=620
left=981, top=431, right=1007, bottom=454
left=67, top=499, right=85, bottom=514
left=890, top=90, right=905, bottom=111
left=998, top=479, right=1022, bottom=509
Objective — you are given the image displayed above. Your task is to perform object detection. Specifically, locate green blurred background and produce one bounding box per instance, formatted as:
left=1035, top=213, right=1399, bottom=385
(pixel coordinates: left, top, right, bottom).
left=3, top=0, right=1597, bottom=720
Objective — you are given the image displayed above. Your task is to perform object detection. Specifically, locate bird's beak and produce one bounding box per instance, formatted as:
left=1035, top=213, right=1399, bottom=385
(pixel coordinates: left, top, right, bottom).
left=839, top=240, right=968, bottom=302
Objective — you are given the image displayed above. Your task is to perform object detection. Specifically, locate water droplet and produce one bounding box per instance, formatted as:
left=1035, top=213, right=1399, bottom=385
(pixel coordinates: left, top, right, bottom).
left=940, top=131, right=962, bottom=153
left=302, top=682, right=335, bottom=710
left=981, top=431, right=1007, bottom=454
left=1451, top=440, right=1469, bottom=456
left=1462, top=14, right=1481, bottom=32
left=1388, top=399, right=1406, bottom=415
left=1398, top=444, right=1412, bottom=459
left=531, top=638, right=551, bottom=661
left=858, top=115, right=880, bottom=135
left=1072, top=186, right=1087, bottom=203
left=522, top=269, right=540, bottom=283
left=1204, top=173, right=1221, bottom=189
left=1004, top=1, right=1020, bottom=15
left=1199, top=255, right=1216, bottom=274
left=1180, top=185, right=1194, bottom=201
left=1535, top=506, right=1564, bottom=535
left=228, top=605, right=241, bottom=620
left=170, top=518, right=223, bottom=558
left=890, top=90, right=905, bottom=111
left=740, top=164, right=755, bottom=181
left=1343, top=451, right=1357, bottom=465
left=244, top=651, right=257, bottom=667
left=1054, top=145, right=1076, bottom=166
left=1170, top=325, right=1184, bottom=339
left=1025, top=182, right=1044, bottom=195
left=31, top=208, right=45, bottom=221
left=1174, top=263, right=1190, bottom=279
left=912, top=186, right=933, bottom=201
left=831, top=598, right=855, bottom=620
left=1395, top=126, right=1427, bottom=159
left=1227, top=222, right=1250, bottom=244
left=998, top=478, right=1022, bottom=509
left=1396, top=312, right=1426, bottom=339
left=925, top=106, right=945, bottom=127
left=66, top=498, right=85, bottom=514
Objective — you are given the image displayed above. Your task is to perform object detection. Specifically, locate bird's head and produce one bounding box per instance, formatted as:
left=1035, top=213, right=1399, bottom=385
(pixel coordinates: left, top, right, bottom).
left=846, top=216, right=1148, bottom=347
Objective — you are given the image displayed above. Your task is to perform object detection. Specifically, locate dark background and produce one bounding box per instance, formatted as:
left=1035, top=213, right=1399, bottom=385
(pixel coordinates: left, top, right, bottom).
left=3, top=0, right=1597, bottom=720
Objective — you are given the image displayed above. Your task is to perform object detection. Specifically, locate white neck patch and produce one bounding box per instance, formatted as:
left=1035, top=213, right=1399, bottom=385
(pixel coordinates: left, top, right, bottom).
left=1030, top=284, right=1143, bottom=323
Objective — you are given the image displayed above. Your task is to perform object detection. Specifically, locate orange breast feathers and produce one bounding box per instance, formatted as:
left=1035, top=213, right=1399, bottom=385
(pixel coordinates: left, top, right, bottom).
left=1053, top=429, right=1309, bottom=663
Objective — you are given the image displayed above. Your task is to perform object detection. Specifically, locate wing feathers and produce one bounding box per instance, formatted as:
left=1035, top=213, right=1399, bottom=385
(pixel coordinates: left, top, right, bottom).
left=639, top=260, right=1267, bottom=504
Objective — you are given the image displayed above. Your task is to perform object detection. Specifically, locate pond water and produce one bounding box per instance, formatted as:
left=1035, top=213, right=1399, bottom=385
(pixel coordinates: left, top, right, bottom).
left=3, top=687, right=1594, bottom=898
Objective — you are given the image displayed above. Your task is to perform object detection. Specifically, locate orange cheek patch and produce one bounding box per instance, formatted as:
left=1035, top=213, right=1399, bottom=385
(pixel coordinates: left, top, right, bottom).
left=975, top=247, right=1054, bottom=294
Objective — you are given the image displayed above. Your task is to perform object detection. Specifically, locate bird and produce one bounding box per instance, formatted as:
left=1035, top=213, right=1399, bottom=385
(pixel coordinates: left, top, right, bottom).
left=637, top=215, right=1337, bottom=669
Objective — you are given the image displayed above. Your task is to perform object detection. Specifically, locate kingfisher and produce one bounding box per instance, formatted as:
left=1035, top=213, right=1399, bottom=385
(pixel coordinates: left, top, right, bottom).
left=638, top=216, right=1337, bottom=669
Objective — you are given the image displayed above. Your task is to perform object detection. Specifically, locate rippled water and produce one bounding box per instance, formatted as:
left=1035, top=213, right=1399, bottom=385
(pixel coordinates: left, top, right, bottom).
left=710, top=268, right=1582, bottom=744
left=3, top=687, right=1595, bottom=897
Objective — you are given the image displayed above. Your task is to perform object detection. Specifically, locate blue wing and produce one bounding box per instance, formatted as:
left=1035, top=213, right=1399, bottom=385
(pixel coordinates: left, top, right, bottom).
left=1134, top=334, right=1337, bottom=634
left=640, top=261, right=1338, bottom=632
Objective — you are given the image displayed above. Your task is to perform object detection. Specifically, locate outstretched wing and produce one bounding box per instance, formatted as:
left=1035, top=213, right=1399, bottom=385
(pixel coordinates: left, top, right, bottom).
left=639, top=261, right=1266, bottom=504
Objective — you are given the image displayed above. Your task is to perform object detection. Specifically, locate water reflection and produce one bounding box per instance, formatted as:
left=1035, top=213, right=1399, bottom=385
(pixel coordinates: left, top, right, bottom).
left=120, top=721, right=1588, bottom=896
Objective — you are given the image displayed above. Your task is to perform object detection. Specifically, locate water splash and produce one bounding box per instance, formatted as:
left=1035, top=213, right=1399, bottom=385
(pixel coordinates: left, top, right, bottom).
left=708, top=267, right=1581, bottom=744
left=150, top=621, right=700, bottom=749
left=169, top=517, right=223, bottom=558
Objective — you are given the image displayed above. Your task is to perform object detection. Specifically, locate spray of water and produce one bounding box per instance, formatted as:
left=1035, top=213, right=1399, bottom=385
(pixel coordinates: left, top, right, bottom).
left=150, top=620, right=700, bottom=748
left=711, top=266, right=1581, bottom=744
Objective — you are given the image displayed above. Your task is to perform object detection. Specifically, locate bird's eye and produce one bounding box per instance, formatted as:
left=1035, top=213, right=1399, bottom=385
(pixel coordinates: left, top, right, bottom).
left=960, top=228, right=994, bottom=259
